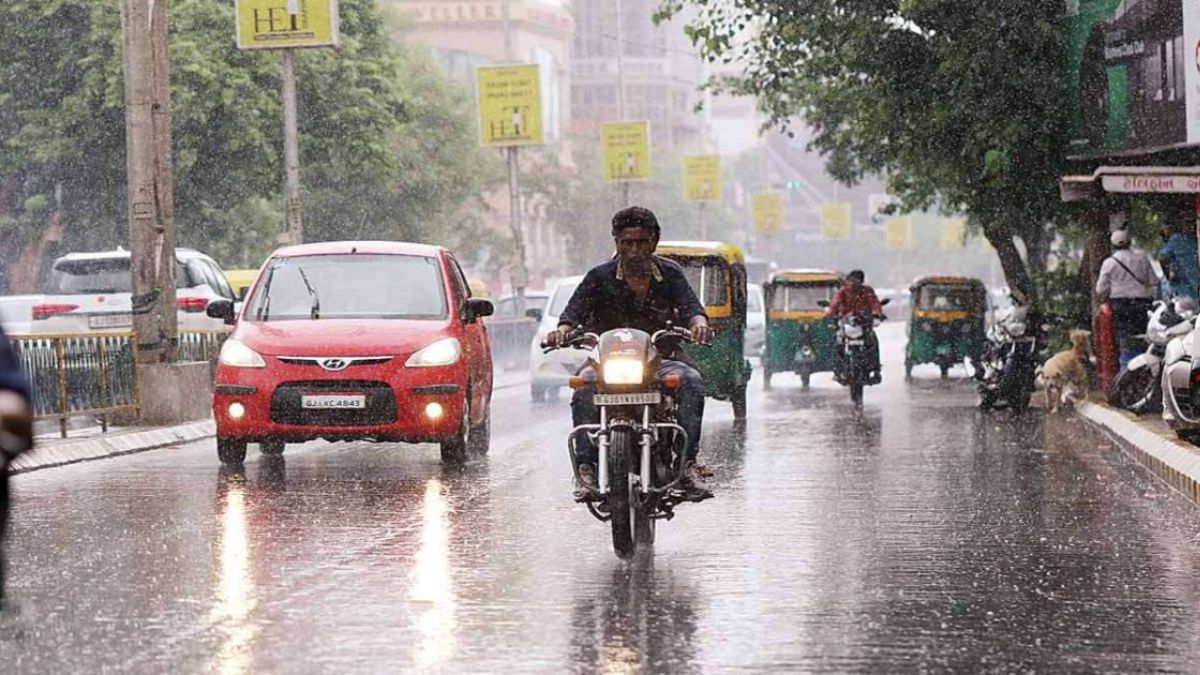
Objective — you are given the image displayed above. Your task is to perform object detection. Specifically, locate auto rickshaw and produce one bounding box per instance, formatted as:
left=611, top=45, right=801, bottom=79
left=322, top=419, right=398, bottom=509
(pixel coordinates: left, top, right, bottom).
left=761, top=270, right=843, bottom=388
left=656, top=241, right=752, bottom=419
left=904, top=276, right=988, bottom=378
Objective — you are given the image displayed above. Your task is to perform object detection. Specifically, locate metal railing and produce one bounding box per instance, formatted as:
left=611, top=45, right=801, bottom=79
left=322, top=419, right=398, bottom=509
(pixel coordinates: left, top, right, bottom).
left=485, top=317, right=539, bottom=370
left=12, top=330, right=230, bottom=437
left=12, top=332, right=140, bottom=437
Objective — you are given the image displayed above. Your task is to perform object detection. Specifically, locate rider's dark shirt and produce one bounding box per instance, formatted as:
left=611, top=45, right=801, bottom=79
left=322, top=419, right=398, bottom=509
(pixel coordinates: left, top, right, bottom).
left=0, top=325, right=30, bottom=402
left=559, top=255, right=706, bottom=336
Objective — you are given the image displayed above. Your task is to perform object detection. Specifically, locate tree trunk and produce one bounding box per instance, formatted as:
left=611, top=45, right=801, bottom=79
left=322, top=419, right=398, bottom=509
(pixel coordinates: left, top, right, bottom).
left=1023, top=225, right=1050, bottom=278
left=982, top=221, right=1036, bottom=307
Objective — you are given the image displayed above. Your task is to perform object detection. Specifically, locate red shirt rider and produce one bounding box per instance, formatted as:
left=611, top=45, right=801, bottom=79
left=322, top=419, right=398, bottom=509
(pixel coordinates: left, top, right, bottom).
left=826, top=270, right=883, bottom=318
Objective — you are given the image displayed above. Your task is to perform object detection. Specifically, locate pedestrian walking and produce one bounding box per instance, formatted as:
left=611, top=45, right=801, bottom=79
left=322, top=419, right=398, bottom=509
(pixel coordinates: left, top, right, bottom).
left=1097, top=230, right=1158, bottom=368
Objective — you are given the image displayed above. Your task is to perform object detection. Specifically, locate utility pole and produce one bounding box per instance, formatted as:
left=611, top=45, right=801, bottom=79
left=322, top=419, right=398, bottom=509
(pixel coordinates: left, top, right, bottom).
left=282, top=49, right=303, bottom=245
left=121, top=0, right=176, bottom=364
left=615, top=0, right=630, bottom=207
left=502, top=0, right=529, bottom=315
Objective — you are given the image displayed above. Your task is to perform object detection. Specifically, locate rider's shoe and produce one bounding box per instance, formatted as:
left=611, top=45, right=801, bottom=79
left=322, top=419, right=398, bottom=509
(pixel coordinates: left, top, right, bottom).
left=573, top=463, right=599, bottom=501
left=680, top=462, right=713, bottom=501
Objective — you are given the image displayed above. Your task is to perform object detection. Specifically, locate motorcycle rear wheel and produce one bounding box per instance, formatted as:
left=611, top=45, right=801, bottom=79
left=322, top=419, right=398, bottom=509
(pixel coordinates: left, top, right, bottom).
left=1108, top=367, right=1156, bottom=412
left=608, top=427, right=638, bottom=559
left=850, top=382, right=864, bottom=406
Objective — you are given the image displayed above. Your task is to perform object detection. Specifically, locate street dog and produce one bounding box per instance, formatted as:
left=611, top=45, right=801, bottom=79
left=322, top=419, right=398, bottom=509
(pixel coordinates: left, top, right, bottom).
left=1040, top=329, right=1092, bottom=412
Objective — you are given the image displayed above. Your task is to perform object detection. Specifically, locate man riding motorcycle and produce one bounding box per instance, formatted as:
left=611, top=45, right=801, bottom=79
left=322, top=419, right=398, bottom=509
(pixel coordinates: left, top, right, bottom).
left=545, top=206, right=714, bottom=500
left=825, top=269, right=884, bottom=384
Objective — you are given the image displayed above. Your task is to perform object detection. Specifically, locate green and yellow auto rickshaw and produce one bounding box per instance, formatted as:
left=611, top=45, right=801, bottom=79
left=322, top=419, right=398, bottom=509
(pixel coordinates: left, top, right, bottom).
left=656, top=241, right=752, bottom=419
left=904, top=276, right=988, bottom=379
left=761, top=270, right=843, bottom=389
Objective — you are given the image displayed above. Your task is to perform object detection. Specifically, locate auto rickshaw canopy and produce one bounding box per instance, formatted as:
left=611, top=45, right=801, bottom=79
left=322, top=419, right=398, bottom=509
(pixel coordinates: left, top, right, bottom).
left=909, top=276, right=987, bottom=321
left=656, top=241, right=746, bottom=319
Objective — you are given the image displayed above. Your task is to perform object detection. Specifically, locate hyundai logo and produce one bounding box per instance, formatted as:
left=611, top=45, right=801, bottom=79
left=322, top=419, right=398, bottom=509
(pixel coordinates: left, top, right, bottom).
left=318, top=358, right=350, bottom=371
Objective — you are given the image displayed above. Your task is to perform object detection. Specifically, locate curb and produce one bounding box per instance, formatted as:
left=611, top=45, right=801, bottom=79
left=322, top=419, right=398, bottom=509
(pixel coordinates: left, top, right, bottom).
left=1076, top=401, right=1200, bottom=506
left=9, top=420, right=216, bottom=475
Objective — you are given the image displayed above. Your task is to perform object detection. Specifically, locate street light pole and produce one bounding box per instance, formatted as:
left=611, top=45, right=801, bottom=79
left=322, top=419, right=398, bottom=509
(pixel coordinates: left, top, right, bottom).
left=615, top=0, right=630, bottom=207
left=502, top=0, right=529, bottom=314
left=282, top=48, right=303, bottom=245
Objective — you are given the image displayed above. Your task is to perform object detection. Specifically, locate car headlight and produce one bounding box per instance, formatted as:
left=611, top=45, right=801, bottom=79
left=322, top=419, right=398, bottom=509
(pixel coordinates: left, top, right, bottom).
left=406, top=338, right=461, bottom=367
left=602, top=359, right=644, bottom=385
left=219, top=339, right=266, bottom=368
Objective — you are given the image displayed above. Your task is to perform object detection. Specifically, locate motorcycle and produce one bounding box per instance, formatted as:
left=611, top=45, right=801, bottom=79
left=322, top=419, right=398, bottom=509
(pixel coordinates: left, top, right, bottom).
left=544, top=325, right=706, bottom=559
left=977, top=303, right=1049, bottom=412
left=1109, top=298, right=1197, bottom=414
left=820, top=300, right=890, bottom=406
left=1160, top=310, right=1200, bottom=441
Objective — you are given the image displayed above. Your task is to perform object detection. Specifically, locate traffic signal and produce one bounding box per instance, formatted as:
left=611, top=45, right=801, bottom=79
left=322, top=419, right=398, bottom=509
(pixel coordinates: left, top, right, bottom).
left=785, top=180, right=804, bottom=190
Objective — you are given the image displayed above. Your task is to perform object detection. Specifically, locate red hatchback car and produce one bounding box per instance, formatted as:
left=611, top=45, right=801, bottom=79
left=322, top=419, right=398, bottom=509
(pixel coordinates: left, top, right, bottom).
left=207, top=242, right=494, bottom=465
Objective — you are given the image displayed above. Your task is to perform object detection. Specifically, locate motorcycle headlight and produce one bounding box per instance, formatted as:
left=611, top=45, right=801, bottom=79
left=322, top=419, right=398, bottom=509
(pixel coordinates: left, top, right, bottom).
left=959, top=323, right=972, bottom=334
left=602, top=358, right=644, bottom=385
left=845, top=324, right=864, bottom=339
left=1008, top=322, right=1026, bottom=337
left=219, top=339, right=266, bottom=368
left=406, top=338, right=461, bottom=367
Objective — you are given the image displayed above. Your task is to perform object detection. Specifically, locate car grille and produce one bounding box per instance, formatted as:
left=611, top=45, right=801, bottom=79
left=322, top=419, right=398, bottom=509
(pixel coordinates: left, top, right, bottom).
left=270, top=380, right=396, bottom=426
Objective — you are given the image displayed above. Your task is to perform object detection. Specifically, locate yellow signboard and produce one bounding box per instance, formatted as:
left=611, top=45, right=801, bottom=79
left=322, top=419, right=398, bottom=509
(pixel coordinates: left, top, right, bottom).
left=682, top=155, right=721, bottom=201
left=236, top=0, right=340, bottom=50
left=820, top=202, right=851, bottom=241
left=601, top=121, right=650, bottom=182
left=475, top=64, right=543, bottom=147
left=751, top=193, right=784, bottom=234
left=941, top=217, right=966, bottom=250
left=885, top=216, right=912, bottom=250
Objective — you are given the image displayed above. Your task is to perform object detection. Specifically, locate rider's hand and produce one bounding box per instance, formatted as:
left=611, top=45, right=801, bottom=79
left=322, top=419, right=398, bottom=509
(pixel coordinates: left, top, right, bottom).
left=545, top=325, right=571, bottom=347
left=690, top=321, right=713, bottom=345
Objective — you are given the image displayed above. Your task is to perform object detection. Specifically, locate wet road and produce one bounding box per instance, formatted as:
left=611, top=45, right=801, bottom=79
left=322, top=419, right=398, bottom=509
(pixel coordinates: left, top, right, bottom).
left=5, top=325, right=1200, bottom=672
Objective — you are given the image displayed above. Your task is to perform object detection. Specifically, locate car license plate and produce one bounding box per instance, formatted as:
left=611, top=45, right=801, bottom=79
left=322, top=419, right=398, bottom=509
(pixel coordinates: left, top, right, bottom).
left=88, top=314, right=132, bottom=329
left=301, top=394, right=366, bottom=409
left=594, top=392, right=661, bottom=406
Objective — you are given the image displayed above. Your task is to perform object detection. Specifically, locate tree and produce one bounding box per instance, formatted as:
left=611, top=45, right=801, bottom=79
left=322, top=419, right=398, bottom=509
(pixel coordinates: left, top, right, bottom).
left=656, top=0, right=1071, bottom=304
left=0, top=0, right=495, bottom=288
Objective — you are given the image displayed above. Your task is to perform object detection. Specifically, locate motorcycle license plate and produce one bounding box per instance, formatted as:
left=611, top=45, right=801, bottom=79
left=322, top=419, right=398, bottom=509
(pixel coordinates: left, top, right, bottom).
left=302, top=394, right=366, bottom=409
left=846, top=339, right=865, bottom=346
left=594, top=392, right=661, bottom=406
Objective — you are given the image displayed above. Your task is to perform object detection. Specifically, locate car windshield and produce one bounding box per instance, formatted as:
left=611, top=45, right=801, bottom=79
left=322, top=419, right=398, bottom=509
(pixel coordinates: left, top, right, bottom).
left=917, top=285, right=979, bottom=311
left=46, top=257, right=191, bottom=293
left=495, top=295, right=548, bottom=317
left=770, top=283, right=837, bottom=311
left=548, top=280, right=582, bottom=317
left=246, top=253, right=447, bottom=320
left=675, top=258, right=728, bottom=306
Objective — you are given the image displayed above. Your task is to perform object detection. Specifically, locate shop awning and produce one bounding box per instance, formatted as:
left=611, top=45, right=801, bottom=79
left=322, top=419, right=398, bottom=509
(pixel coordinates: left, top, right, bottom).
left=1060, top=166, right=1200, bottom=201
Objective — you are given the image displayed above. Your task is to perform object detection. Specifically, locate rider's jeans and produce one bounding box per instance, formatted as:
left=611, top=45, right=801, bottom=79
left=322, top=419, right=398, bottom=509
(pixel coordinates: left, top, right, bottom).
left=570, top=359, right=705, bottom=466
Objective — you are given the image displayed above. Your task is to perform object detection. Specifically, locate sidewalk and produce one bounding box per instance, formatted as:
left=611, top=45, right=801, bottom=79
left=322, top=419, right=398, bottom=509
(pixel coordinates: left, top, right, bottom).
left=12, top=420, right=215, bottom=474
left=1076, top=400, right=1200, bottom=507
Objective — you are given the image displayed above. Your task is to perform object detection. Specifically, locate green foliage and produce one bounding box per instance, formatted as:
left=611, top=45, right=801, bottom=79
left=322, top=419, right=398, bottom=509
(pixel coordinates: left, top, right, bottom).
left=0, top=0, right=493, bottom=266
left=1033, top=259, right=1090, bottom=354
left=658, top=0, right=1073, bottom=300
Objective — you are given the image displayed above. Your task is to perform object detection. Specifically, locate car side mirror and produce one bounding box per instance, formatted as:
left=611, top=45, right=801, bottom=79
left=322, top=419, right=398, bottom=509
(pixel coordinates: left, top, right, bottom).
left=237, top=286, right=250, bottom=301
left=817, top=300, right=830, bottom=308
left=880, top=298, right=891, bottom=306
left=206, top=298, right=236, bottom=325
left=466, top=298, right=494, bottom=323
left=524, top=307, right=543, bottom=322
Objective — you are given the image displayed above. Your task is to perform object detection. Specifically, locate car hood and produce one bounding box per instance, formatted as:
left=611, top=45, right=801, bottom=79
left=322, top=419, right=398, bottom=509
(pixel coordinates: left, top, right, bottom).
left=233, top=319, right=451, bottom=357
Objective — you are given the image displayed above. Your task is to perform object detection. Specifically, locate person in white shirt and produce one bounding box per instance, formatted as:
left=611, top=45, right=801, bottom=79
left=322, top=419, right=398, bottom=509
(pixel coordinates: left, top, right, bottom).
left=1096, top=229, right=1158, bottom=367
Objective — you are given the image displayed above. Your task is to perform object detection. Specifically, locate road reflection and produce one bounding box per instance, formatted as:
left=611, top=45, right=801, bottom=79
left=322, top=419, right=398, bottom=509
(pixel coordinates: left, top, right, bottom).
left=210, top=468, right=259, bottom=675
left=568, top=559, right=699, bottom=674
left=410, top=478, right=455, bottom=668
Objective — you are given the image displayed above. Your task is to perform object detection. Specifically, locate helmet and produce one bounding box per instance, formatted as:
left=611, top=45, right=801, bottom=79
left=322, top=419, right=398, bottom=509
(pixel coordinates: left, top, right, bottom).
left=1110, top=229, right=1130, bottom=248
left=1173, top=296, right=1199, bottom=317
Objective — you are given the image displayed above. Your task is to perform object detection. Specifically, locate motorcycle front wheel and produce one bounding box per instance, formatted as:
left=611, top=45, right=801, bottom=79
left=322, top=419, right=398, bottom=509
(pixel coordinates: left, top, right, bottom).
left=1108, top=367, right=1157, bottom=412
left=608, top=427, right=638, bottom=559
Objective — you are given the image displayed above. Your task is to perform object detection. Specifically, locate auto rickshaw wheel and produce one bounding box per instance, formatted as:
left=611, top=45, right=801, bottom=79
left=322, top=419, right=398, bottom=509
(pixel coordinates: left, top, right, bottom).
left=732, top=385, right=747, bottom=420
left=940, top=364, right=950, bottom=379
left=800, top=371, right=811, bottom=388
left=904, top=360, right=913, bottom=379
left=762, top=368, right=773, bottom=390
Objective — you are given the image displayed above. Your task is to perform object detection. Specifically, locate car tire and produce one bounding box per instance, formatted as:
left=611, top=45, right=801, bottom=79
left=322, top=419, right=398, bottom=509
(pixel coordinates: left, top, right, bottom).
left=218, top=439, right=247, bottom=465
left=440, top=403, right=470, bottom=465
left=260, top=440, right=285, bottom=456
left=531, top=385, right=546, bottom=403
left=468, top=408, right=491, bottom=456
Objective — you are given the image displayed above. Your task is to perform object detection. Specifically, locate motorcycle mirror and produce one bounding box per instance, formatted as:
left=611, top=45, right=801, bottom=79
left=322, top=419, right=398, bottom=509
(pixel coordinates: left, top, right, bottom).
left=817, top=300, right=830, bottom=308
left=880, top=298, right=891, bottom=306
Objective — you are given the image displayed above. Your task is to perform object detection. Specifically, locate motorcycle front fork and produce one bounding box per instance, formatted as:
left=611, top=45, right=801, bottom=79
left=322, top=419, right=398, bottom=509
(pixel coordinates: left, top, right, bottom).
left=570, top=405, right=689, bottom=496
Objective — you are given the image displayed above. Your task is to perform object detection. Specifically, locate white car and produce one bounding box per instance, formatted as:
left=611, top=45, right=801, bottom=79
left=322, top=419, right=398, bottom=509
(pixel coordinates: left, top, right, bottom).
left=491, top=291, right=551, bottom=322
left=0, top=294, right=44, bottom=335
left=528, top=275, right=586, bottom=402
left=31, top=248, right=237, bottom=334
left=746, top=283, right=765, bottom=358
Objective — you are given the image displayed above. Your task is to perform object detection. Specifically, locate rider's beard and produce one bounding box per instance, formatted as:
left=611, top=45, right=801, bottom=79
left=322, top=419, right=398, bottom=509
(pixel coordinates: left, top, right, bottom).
left=622, top=252, right=651, bottom=276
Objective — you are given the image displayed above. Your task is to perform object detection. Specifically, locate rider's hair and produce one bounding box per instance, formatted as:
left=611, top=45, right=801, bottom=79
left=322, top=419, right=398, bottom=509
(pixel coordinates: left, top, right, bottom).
left=612, top=206, right=661, bottom=240
left=847, top=269, right=865, bottom=282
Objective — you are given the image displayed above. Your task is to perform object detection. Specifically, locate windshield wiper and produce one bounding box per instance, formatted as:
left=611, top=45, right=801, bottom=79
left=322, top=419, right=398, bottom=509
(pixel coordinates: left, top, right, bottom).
left=257, top=265, right=277, bottom=320
left=297, top=266, right=320, bottom=319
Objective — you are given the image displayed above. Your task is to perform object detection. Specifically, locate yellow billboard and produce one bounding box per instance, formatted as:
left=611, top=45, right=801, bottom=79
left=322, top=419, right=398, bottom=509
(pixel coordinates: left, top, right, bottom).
left=682, top=155, right=721, bottom=201
left=476, top=64, right=543, bottom=147
left=751, top=193, right=784, bottom=234
left=601, top=121, right=650, bottom=182
left=941, top=217, right=966, bottom=250
left=885, top=216, right=912, bottom=250
left=820, top=202, right=851, bottom=241
left=236, top=0, right=340, bottom=50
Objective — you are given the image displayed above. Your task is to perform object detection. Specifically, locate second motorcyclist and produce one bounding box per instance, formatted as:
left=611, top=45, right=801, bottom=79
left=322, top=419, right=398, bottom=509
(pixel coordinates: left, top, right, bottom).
left=545, top=206, right=714, bottom=500
left=825, top=269, right=885, bottom=383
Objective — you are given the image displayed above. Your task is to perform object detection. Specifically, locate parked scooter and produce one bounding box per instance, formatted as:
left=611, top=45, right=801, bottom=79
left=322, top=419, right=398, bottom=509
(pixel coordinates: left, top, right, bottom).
left=1109, top=297, right=1197, bottom=414
left=977, top=302, right=1050, bottom=412
left=1160, top=307, right=1200, bottom=441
